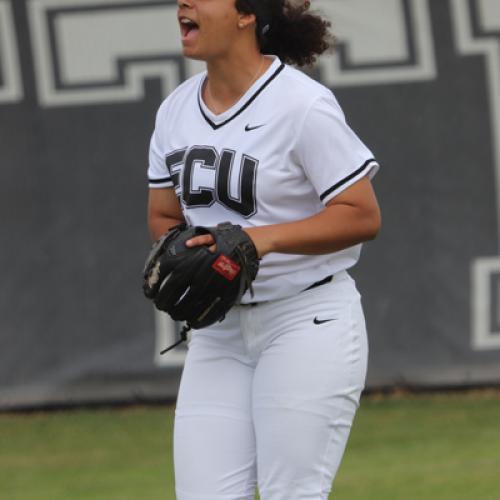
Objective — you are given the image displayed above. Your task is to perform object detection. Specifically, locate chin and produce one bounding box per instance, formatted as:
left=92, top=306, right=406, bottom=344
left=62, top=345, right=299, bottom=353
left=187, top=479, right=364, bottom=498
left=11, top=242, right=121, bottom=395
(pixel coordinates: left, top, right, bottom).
left=182, top=47, right=206, bottom=61
left=184, top=53, right=207, bottom=61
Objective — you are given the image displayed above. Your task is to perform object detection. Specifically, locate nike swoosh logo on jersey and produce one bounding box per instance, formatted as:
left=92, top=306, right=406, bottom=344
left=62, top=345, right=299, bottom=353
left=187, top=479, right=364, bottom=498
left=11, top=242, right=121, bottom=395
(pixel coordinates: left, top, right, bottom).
left=313, top=317, right=337, bottom=325
left=245, top=123, right=266, bottom=132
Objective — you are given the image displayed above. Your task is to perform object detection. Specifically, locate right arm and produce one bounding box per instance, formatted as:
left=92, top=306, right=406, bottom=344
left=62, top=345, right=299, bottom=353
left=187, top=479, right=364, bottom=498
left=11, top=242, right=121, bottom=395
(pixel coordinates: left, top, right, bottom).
left=148, top=188, right=185, bottom=242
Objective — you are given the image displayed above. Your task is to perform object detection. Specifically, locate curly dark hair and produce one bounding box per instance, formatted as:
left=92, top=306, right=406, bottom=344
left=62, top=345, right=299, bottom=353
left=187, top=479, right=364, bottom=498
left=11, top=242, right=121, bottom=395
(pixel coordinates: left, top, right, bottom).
left=235, top=0, right=334, bottom=67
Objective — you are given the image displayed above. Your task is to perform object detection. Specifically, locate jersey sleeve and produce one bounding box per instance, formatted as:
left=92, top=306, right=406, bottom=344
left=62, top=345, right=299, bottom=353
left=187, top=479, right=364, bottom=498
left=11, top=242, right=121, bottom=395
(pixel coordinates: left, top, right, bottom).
left=147, top=107, right=174, bottom=189
left=296, top=93, right=379, bottom=205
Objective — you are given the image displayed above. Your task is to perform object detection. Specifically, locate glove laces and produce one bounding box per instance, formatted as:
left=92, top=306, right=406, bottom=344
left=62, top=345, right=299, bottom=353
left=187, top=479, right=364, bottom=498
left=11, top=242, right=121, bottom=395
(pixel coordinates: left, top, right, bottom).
left=160, top=324, right=191, bottom=355
left=235, top=244, right=255, bottom=298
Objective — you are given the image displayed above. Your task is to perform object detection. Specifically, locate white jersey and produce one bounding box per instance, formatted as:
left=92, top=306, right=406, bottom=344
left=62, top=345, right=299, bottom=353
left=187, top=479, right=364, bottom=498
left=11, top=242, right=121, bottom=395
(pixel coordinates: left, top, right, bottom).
left=148, top=56, right=379, bottom=303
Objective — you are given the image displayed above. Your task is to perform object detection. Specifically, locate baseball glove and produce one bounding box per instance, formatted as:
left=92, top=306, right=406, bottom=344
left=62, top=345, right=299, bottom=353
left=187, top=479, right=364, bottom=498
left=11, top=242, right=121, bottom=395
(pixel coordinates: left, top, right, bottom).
left=143, top=222, right=259, bottom=352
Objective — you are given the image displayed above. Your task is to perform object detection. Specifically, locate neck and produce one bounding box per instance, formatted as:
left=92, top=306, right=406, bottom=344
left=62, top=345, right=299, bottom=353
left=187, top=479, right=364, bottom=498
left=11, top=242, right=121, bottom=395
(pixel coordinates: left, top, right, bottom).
left=204, top=53, right=271, bottom=114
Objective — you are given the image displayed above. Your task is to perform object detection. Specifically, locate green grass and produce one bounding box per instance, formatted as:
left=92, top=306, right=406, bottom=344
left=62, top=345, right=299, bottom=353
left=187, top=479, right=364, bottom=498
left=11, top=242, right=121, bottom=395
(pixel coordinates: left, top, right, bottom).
left=0, top=406, right=175, bottom=500
left=1, top=391, right=499, bottom=499
left=334, top=391, right=500, bottom=499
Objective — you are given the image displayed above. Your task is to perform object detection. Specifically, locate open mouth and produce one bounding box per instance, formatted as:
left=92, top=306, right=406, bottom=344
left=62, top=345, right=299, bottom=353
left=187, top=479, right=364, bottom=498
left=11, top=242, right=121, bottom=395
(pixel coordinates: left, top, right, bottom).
left=179, top=17, right=200, bottom=39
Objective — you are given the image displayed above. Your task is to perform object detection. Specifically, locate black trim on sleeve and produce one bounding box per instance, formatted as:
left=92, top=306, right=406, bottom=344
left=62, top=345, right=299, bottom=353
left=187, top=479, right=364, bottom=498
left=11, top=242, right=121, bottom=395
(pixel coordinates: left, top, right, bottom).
left=149, top=177, right=172, bottom=184
left=198, top=64, right=285, bottom=130
left=319, top=159, right=376, bottom=202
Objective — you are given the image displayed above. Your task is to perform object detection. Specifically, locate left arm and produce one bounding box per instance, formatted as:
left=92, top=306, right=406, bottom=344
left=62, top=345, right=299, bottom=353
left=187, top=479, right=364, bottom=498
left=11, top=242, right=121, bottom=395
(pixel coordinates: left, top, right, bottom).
left=186, top=176, right=381, bottom=257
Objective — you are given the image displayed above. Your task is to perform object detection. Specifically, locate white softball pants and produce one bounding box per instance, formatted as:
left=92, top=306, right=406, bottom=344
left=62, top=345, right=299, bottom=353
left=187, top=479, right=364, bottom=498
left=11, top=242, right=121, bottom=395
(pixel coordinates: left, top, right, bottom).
left=174, top=270, right=368, bottom=500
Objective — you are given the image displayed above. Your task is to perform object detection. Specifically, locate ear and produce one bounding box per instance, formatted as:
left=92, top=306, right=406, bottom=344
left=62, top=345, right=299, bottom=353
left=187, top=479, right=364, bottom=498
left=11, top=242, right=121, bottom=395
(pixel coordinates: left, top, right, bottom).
left=237, top=12, right=257, bottom=29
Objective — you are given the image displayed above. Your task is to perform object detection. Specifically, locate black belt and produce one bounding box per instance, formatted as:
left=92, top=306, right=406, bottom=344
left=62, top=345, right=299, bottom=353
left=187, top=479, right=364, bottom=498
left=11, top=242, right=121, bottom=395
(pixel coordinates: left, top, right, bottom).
left=240, top=275, right=334, bottom=307
left=302, top=274, right=334, bottom=292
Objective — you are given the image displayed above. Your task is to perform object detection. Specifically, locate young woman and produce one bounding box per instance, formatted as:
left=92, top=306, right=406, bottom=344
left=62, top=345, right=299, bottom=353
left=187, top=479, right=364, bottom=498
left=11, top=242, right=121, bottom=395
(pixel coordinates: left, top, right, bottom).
left=147, top=0, right=381, bottom=498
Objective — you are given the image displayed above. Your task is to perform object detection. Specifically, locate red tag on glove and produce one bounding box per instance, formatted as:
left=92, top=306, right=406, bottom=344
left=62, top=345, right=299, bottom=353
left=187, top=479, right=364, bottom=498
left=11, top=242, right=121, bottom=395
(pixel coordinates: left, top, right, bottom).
left=212, top=255, right=241, bottom=281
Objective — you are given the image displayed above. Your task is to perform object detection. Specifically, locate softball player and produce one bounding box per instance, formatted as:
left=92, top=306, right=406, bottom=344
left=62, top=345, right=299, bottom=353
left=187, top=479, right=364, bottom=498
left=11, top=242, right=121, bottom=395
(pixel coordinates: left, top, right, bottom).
left=147, top=1, right=381, bottom=498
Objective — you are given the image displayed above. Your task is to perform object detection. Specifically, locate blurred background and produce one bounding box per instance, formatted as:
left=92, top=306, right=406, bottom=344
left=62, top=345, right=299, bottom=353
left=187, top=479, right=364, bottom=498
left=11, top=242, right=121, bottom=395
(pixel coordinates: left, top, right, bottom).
left=1, top=0, right=499, bottom=410
left=1, top=0, right=500, bottom=498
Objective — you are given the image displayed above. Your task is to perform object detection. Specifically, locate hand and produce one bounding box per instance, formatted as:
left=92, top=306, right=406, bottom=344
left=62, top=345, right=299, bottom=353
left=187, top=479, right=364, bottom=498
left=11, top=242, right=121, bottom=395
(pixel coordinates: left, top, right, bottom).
left=186, top=227, right=271, bottom=258
left=185, top=233, right=216, bottom=252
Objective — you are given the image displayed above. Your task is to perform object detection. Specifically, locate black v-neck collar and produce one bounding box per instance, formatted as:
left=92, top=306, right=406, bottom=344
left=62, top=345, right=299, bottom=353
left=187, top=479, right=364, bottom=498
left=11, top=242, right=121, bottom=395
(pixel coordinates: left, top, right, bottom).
left=198, top=63, right=285, bottom=131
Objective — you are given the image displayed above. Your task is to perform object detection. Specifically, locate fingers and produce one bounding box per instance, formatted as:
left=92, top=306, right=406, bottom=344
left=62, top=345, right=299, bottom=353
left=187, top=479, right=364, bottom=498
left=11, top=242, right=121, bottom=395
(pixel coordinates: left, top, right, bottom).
left=185, top=234, right=216, bottom=252
left=185, top=234, right=214, bottom=247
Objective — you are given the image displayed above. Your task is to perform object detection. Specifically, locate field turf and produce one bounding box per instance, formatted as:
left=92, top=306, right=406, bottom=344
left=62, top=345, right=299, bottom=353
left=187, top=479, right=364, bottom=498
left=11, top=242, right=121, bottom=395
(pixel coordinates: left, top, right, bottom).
left=1, top=390, right=499, bottom=499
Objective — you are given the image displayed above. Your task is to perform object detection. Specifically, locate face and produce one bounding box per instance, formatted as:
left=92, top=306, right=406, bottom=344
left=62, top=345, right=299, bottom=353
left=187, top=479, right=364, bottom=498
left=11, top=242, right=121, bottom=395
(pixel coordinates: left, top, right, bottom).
left=177, top=0, right=254, bottom=61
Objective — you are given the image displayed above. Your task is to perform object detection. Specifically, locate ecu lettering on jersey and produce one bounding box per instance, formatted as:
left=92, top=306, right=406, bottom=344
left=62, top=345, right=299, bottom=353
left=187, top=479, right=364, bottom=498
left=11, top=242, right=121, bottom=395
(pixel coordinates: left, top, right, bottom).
left=148, top=56, right=379, bottom=302
left=165, top=146, right=258, bottom=218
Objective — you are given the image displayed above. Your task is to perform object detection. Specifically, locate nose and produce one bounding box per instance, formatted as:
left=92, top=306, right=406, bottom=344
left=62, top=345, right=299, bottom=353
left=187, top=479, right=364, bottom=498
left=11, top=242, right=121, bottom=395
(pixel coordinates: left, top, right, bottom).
left=177, top=0, right=192, bottom=7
